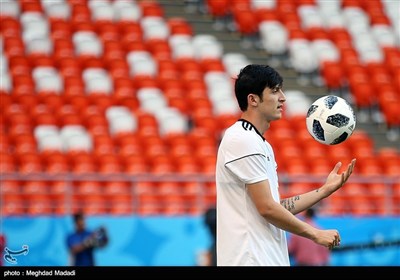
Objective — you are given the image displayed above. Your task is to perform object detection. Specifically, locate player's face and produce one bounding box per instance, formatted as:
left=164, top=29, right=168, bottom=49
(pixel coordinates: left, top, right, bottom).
left=260, top=85, right=286, bottom=121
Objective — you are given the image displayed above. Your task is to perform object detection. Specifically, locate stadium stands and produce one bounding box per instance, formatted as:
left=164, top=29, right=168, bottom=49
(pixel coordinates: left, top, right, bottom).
left=0, top=0, right=398, bottom=217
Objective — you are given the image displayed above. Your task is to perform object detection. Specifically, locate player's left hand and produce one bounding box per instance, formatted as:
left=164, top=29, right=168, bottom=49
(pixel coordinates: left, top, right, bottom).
left=323, top=158, right=356, bottom=195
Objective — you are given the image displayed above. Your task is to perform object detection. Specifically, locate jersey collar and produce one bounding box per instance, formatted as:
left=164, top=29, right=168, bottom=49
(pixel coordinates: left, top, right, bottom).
left=238, top=119, right=266, bottom=141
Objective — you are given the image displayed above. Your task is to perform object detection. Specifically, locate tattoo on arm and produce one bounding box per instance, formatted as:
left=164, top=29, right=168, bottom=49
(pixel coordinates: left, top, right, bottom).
left=280, top=196, right=300, bottom=211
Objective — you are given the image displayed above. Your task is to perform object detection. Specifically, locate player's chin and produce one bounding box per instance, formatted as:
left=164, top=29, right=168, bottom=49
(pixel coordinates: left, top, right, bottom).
left=274, top=112, right=283, bottom=119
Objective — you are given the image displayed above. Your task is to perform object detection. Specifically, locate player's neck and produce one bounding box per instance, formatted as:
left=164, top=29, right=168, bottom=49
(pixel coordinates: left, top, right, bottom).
left=240, top=113, right=270, bottom=134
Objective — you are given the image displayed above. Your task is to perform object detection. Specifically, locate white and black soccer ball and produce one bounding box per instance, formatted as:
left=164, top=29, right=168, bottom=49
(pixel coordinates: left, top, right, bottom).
left=306, top=95, right=356, bottom=145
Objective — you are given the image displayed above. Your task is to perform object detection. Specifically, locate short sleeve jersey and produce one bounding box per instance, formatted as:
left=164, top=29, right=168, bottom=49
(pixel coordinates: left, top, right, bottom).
left=216, top=119, right=290, bottom=266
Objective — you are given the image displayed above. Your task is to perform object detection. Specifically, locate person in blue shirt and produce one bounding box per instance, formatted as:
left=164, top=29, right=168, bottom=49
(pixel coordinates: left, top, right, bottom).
left=66, top=212, right=96, bottom=266
left=204, top=206, right=216, bottom=266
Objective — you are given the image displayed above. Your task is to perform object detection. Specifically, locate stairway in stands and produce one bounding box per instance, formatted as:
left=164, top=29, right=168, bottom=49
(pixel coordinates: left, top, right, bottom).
left=159, top=0, right=399, bottom=151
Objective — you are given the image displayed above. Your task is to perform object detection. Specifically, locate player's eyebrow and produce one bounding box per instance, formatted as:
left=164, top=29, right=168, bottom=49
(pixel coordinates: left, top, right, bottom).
left=272, top=85, right=282, bottom=92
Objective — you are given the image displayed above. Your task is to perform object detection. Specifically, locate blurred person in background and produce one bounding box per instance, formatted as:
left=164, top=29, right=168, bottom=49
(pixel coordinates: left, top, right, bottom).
left=0, top=233, right=5, bottom=266
left=216, top=64, right=356, bottom=266
left=204, top=205, right=217, bottom=266
left=66, top=212, right=108, bottom=266
left=288, top=208, right=330, bottom=266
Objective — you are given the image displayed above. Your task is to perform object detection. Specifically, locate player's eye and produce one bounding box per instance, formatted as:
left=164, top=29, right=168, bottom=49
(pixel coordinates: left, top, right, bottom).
left=272, top=86, right=281, bottom=93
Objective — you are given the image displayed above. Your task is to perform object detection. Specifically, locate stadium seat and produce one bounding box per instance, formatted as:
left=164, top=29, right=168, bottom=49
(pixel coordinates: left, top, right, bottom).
left=283, top=90, right=311, bottom=117
left=162, top=195, right=187, bottom=216
left=89, top=1, right=114, bottom=23
left=142, top=134, right=167, bottom=157
left=310, top=158, right=332, bottom=176
left=359, top=157, right=384, bottom=176
left=156, top=181, right=181, bottom=196
left=381, top=101, right=400, bottom=128
left=69, top=151, right=97, bottom=173
left=105, top=106, right=138, bottom=136
left=199, top=154, right=217, bottom=175
left=0, top=133, right=12, bottom=154
left=349, top=196, right=376, bottom=216
left=154, top=107, right=189, bottom=135
left=193, top=34, right=224, bottom=60
left=234, top=8, right=259, bottom=36
left=26, top=194, right=53, bottom=216
left=22, top=179, right=49, bottom=195
left=205, top=0, right=230, bottom=19
left=342, top=183, right=368, bottom=201
left=32, top=105, right=59, bottom=126
left=367, top=183, right=389, bottom=215
left=141, top=16, right=170, bottom=41
left=0, top=178, right=19, bottom=198
left=109, top=194, right=133, bottom=215
left=319, top=61, right=346, bottom=91
left=60, top=124, right=92, bottom=152
left=86, top=115, right=110, bottom=137
left=0, top=0, right=20, bottom=19
left=115, top=133, right=141, bottom=155
left=37, top=133, right=64, bottom=153
left=20, top=0, right=43, bottom=13
left=139, top=1, right=164, bottom=18
left=175, top=155, right=200, bottom=174
left=136, top=193, right=162, bottom=215
left=13, top=133, right=37, bottom=154
left=113, top=0, right=141, bottom=22
left=381, top=158, right=400, bottom=176
left=289, top=39, right=318, bottom=78
left=17, top=152, right=42, bottom=173
left=136, top=87, right=167, bottom=114
left=40, top=94, right=64, bottom=114
left=167, top=17, right=193, bottom=36
left=259, top=20, right=288, bottom=59
left=3, top=37, right=25, bottom=57
left=46, top=4, right=70, bottom=22
left=74, top=180, right=103, bottom=196
left=134, top=181, right=156, bottom=196
left=222, top=52, right=251, bottom=78
left=104, top=181, right=131, bottom=195
left=149, top=155, right=175, bottom=174
left=2, top=193, right=25, bottom=215
left=41, top=148, right=68, bottom=165
left=78, top=194, right=108, bottom=215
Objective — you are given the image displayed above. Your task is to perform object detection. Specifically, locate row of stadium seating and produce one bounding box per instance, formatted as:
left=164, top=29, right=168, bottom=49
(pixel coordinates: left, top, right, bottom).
left=2, top=114, right=399, bottom=176
left=1, top=0, right=399, bottom=216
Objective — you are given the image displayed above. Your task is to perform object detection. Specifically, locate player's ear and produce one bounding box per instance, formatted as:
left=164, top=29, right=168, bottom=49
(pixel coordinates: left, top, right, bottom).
left=248, top=93, right=258, bottom=105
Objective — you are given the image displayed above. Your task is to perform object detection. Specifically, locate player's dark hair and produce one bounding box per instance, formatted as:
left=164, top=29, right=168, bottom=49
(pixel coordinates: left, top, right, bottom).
left=234, top=64, right=283, bottom=111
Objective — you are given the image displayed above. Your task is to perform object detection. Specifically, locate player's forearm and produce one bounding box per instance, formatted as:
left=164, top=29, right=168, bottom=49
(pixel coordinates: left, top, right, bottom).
left=280, top=186, right=329, bottom=215
left=259, top=200, right=318, bottom=240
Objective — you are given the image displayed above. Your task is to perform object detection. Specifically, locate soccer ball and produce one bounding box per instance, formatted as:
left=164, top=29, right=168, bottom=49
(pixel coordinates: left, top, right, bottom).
left=306, top=95, right=356, bottom=145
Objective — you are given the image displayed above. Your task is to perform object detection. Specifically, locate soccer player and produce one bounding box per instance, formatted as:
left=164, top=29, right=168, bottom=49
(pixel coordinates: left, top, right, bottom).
left=216, top=64, right=356, bottom=266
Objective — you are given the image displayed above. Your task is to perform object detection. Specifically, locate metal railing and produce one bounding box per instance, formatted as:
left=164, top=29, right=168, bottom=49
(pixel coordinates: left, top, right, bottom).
left=1, top=172, right=399, bottom=216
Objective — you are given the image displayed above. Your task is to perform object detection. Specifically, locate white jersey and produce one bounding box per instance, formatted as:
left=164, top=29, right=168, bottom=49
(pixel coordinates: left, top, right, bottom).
left=216, top=119, right=290, bottom=266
